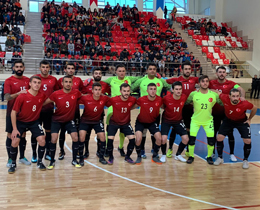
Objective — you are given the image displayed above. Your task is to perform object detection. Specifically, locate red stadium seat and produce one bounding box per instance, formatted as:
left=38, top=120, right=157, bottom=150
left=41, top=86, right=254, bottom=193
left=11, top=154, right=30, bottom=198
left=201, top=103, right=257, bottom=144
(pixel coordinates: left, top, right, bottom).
left=214, top=41, right=221, bottom=47
left=211, top=59, right=219, bottom=65
left=223, top=59, right=230, bottom=65
left=192, top=34, right=198, bottom=40
left=230, top=41, right=237, bottom=48
left=195, top=39, right=202, bottom=46
left=203, top=35, right=209, bottom=41
left=231, top=32, right=238, bottom=37
left=0, top=52, right=6, bottom=58
left=126, top=37, right=132, bottom=43
left=237, top=37, right=243, bottom=42
left=226, top=27, right=232, bottom=33
left=241, top=41, right=248, bottom=49
left=213, top=47, right=220, bottom=53
left=207, top=52, right=213, bottom=60
left=220, top=41, right=226, bottom=47
left=129, top=43, right=135, bottom=50
left=122, top=43, right=128, bottom=49
left=202, top=46, right=208, bottom=54
left=188, top=30, right=194, bottom=36
left=219, top=53, right=226, bottom=59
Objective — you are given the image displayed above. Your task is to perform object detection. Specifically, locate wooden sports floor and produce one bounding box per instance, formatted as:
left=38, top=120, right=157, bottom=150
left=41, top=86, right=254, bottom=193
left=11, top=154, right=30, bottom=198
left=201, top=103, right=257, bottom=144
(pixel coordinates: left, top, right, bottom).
left=1, top=99, right=260, bottom=210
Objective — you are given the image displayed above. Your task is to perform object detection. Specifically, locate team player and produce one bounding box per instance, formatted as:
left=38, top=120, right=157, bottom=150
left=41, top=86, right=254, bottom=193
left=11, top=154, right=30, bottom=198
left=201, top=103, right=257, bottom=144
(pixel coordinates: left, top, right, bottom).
left=186, top=75, right=222, bottom=165
left=131, top=63, right=171, bottom=158
left=214, top=89, right=257, bottom=169
left=106, top=83, right=137, bottom=164
left=57, top=63, right=84, bottom=160
left=78, top=83, right=109, bottom=165
left=132, top=83, right=163, bottom=165
left=104, top=64, right=140, bottom=157
left=9, top=76, right=47, bottom=174
left=161, top=81, right=189, bottom=163
left=44, top=76, right=82, bottom=169
left=31, top=60, right=59, bottom=163
left=209, top=66, right=246, bottom=161
left=4, top=60, right=30, bottom=167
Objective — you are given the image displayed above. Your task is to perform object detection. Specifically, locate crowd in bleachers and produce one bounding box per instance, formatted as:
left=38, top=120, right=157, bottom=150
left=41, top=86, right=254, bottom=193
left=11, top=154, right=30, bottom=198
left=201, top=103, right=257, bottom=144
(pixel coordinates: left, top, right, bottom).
left=41, top=1, right=202, bottom=76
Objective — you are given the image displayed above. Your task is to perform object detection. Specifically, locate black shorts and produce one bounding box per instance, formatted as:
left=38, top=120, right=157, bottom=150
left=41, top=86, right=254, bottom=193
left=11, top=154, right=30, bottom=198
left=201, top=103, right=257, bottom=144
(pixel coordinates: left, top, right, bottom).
left=74, top=109, right=80, bottom=127
left=6, top=115, right=12, bottom=133
left=79, top=122, right=105, bottom=134
left=135, top=119, right=160, bottom=135
left=107, top=123, right=134, bottom=137
left=17, top=120, right=44, bottom=138
left=213, top=113, right=225, bottom=131
left=182, top=105, right=193, bottom=129
left=218, top=118, right=251, bottom=139
left=39, top=111, right=53, bottom=130
left=51, top=120, right=77, bottom=134
left=161, top=121, right=187, bottom=136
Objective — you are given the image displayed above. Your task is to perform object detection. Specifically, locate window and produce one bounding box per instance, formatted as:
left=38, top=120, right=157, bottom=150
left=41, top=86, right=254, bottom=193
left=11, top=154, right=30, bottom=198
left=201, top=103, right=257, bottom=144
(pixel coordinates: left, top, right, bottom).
left=98, top=0, right=136, bottom=8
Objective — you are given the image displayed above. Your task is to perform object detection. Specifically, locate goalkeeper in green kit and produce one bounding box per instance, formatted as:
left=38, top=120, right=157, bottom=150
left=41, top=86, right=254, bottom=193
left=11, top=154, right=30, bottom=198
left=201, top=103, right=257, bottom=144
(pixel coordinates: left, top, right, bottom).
left=185, top=75, right=223, bottom=165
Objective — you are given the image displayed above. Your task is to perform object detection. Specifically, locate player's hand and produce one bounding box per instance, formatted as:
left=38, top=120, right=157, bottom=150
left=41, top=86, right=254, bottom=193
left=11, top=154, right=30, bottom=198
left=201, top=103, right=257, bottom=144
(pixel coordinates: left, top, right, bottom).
left=11, top=129, right=20, bottom=141
left=244, top=119, right=251, bottom=126
left=19, top=90, right=27, bottom=95
left=240, top=96, right=246, bottom=101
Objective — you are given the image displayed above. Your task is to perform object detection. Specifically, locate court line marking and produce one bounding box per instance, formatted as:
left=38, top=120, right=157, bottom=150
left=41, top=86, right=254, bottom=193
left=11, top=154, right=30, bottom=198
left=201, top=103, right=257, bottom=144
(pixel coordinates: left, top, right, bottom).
left=203, top=204, right=260, bottom=210
left=64, top=142, right=237, bottom=210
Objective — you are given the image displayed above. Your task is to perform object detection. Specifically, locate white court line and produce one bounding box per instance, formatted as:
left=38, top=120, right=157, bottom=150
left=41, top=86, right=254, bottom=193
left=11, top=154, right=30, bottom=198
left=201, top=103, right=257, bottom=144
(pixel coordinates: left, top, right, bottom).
left=64, top=142, right=237, bottom=210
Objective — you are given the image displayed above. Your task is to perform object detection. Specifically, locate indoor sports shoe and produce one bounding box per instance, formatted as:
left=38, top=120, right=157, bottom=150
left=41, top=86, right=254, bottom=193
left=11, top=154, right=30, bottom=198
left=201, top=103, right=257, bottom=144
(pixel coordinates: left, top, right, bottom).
left=186, top=157, right=194, bottom=164
left=71, top=160, right=82, bottom=168
left=125, top=157, right=135, bottom=164
left=160, top=155, right=166, bottom=163
left=83, top=153, right=89, bottom=159
left=242, top=160, right=249, bottom=169
left=185, top=151, right=190, bottom=157
left=135, top=157, right=142, bottom=165
left=166, top=149, right=173, bottom=158
left=151, top=156, right=162, bottom=165
left=141, top=150, right=147, bottom=159
left=175, top=155, right=186, bottom=163
left=206, top=157, right=214, bottom=165
left=19, top=157, right=31, bottom=165
left=79, top=160, right=84, bottom=167
left=58, top=151, right=65, bottom=160
left=37, top=162, right=46, bottom=171
left=31, top=155, right=37, bottom=163
left=8, top=164, right=16, bottom=174
left=45, top=154, right=51, bottom=161
left=107, top=157, right=114, bottom=165
left=99, top=157, right=108, bottom=165
left=6, top=159, right=12, bottom=168
left=47, top=161, right=55, bottom=170
left=214, top=157, right=224, bottom=166
left=118, top=147, right=126, bottom=157
left=230, top=154, right=237, bottom=162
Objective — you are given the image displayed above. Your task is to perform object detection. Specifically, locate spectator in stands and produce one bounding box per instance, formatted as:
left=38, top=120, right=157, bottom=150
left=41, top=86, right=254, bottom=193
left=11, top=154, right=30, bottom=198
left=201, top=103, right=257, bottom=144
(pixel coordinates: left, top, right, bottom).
left=164, top=6, right=168, bottom=19
left=180, top=39, right=188, bottom=50
left=84, top=55, right=93, bottom=75
left=161, top=73, right=168, bottom=79
left=229, top=59, right=239, bottom=78
left=90, top=48, right=96, bottom=59
left=75, top=39, right=83, bottom=55
left=68, top=40, right=75, bottom=55
left=129, top=54, right=137, bottom=72
left=158, top=59, right=165, bottom=73
left=13, top=37, right=22, bottom=52
left=193, top=57, right=202, bottom=76
left=104, top=42, right=111, bottom=55
left=52, top=40, right=59, bottom=54
left=250, top=75, right=258, bottom=99
left=1, top=23, right=10, bottom=36
left=44, top=52, right=52, bottom=60
left=60, top=40, right=68, bottom=54
left=54, top=54, right=62, bottom=75
left=196, top=19, right=202, bottom=30
left=45, top=40, right=52, bottom=53
left=96, top=42, right=103, bottom=56
left=100, top=56, right=108, bottom=76
left=5, top=36, right=14, bottom=52
left=120, top=48, right=129, bottom=60
left=3, top=12, right=10, bottom=24
left=134, top=48, right=141, bottom=59
left=189, top=19, right=197, bottom=30
left=182, top=53, right=191, bottom=63
left=221, top=26, right=228, bottom=36
left=88, top=34, right=95, bottom=43
left=99, top=28, right=106, bottom=41
left=84, top=41, right=91, bottom=55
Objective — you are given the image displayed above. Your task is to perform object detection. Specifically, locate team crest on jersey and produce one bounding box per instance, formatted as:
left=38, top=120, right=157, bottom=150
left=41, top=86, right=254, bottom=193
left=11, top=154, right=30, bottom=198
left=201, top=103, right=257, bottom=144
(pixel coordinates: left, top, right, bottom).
left=25, top=81, right=28, bottom=84
left=208, top=98, right=213, bottom=102
left=74, top=82, right=79, bottom=85
left=155, top=102, right=159, bottom=106
left=156, top=83, right=160, bottom=87
left=189, top=80, right=193, bottom=83
left=223, top=85, right=227, bottom=88
left=38, top=98, right=42, bottom=103
left=124, top=80, right=128, bottom=84
left=236, top=108, right=241, bottom=112
left=100, top=101, right=104, bottom=105
left=128, top=102, right=132, bottom=106
left=71, top=95, right=76, bottom=99
left=49, top=80, right=53, bottom=84
left=180, top=102, right=184, bottom=105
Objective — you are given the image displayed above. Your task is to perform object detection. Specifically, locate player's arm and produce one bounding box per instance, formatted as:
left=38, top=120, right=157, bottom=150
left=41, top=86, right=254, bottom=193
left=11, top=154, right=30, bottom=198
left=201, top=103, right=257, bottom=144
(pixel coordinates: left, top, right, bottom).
left=185, top=91, right=195, bottom=104
left=166, top=77, right=176, bottom=84
left=131, top=104, right=139, bottom=110
left=130, top=77, right=143, bottom=92
left=237, top=86, right=246, bottom=100
left=10, top=110, right=20, bottom=140
left=246, top=105, right=257, bottom=125
left=161, top=78, right=172, bottom=90
left=43, top=98, right=54, bottom=106
left=130, top=76, right=142, bottom=83
left=216, top=94, right=223, bottom=106
left=5, top=90, right=27, bottom=101
left=103, top=76, right=113, bottom=85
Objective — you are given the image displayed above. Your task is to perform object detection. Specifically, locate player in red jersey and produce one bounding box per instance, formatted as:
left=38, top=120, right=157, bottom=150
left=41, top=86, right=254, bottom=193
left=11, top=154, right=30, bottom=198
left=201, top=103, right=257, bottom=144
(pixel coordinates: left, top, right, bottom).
left=43, top=76, right=82, bottom=169
left=4, top=60, right=30, bottom=167
left=31, top=60, right=59, bottom=163
left=132, top=83, right=163, bottom=165
left=106, top=83, right=137, bottom=165
left=78, top=83, right=109, bottom=165
left=8, top=76, right=47, bottom=174
left=57, top=63, right=84, bottom=160
left=82, top=68, right=110, bottom=159
left=209, top=66, right=246, bottom=161
left=161, top=81, right=189, bottom=163
left=214, top=89, right=257, bottom=169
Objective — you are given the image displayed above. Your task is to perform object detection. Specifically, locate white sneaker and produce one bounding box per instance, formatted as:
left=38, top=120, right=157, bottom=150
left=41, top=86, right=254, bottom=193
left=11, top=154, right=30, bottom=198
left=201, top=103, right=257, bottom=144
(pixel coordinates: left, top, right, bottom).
left=175, top=155, right=186, bottom=163
left=230, top=154, right=237, bottom=162
left=242, top=160, right=249, bottom=169
left=160, top=155, right=166, bottom=163
left=214, top=157, right=224, bottom=166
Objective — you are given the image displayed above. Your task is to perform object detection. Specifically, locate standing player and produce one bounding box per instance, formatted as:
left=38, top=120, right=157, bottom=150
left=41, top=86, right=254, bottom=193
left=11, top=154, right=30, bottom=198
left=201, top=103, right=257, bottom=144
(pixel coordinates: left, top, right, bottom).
left=214, top=89, right=257, bottom=169
left=78, top=83, right=109, bottom=165
left=106, top=83, right=137, bottom=164
left=9, top=76, right=47, bottom=174
left=4, top=60, right=30, bottom=167
left=161, top=81, right=189, bottom=163
left=57, top=63, right=84, bottom=160
left=44, top=76, right=82, bottom=169
left=186, top=75, right=222, bottom=165
left=132, top=83, right=163, bottom=165
left=104, top=64, right=140, bottom=157
left=31, top=60, right=59, bottom=163
left=209, top=66, right=246, bottom=161
left=131, top=63, right=171, bottom=158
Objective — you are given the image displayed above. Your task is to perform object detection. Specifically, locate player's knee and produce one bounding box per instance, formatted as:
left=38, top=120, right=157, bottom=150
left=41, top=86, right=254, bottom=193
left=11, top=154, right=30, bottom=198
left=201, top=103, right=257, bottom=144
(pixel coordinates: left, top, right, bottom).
left=207, top=137, right=215, bottom=146
left=243, top=138, right=251, bottom=144
left=217, top=134, right=224, bottom=142
left=12, top=139, right=20, bottom=147
left=38, top=137, right=46, bottom=147
left=189, top=136, right=196, bottom=145
left=7, top=133, right=11, bottom=138
left=182, top=135, right=189, bottom=144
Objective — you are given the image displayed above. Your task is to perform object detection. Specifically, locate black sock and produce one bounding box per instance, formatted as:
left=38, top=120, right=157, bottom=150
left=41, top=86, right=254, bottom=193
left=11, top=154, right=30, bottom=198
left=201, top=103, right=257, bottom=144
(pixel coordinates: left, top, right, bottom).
left=84, top=133, right=90, bottom=154
left=140, top=136, right=146, bottom=151
left=161, top=143, right=167, bottom=155
left=186, top=131, right=190, bottom=152
left=151, top=136, right=156, bottom=150
left=217, top=141, right=224, bottom=158
left=99, top=141, right=106, bottom=158
left=59, top=128, right=66, bottom=152
left=72, top=141, right=79, bottom=161
left=97, top=138, right=101, bottom=154
left=10, top=146, right=18, bottom=165
left=169, top=131, right=176, bottom=150
left=19, top=137, right=26, bottom=159
left=107, top=139, right=114, bottom=158
left=153, top=143, right=161, bottom=158
left=176, top=142, right=187, bottom=156
left=243, top=143, right=251, bottom=160
left=228, top=138, right=235, bottom=155
left=6, top=137, right=11, bottom=159
left=135, top=144, right=141, bottom=157
left=126, top=139, right=135, bottom=157
left=79, top=141, right=84, bottom=160
left=50, top=142, right=57, bottom=162
left=37, top=145, right=45, bottom=163
left=31, top=136, right=37, bottom=157
left=45, top=132, right=51, bottom=154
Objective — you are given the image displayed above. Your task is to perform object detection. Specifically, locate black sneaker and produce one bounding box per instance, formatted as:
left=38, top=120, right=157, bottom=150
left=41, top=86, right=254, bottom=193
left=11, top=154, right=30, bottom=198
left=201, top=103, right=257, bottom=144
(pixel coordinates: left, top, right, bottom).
left=71, top=160, right=82, bottom=168
left=99, top=157, right=108, bottom=165
left=79, top=159, right=84, bottom=167
left=118, top=147, right=126, bottom=157
left=206, top=157, right=214, bottom=165
left=135, top=157, right=142, bottom=165
left=83, top=153, right=89, bottom=159
left=104, top=149, right=109, bottom=157
left=187, top=157, right=194, bottom=164
left=58, top=151, right=65, bottom=160
left=8, top=164, right=16, bottom=174
left=125, top=157, right=135, bottom=164
left=37, top=162, right=46, bottom=171
left=47, top=161, right=55, bottom=170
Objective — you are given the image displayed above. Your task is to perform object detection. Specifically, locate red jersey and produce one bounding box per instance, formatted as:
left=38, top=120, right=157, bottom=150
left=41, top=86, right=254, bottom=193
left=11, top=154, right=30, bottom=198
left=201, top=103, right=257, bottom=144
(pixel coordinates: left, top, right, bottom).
left=49, top=89, right=81, bottom=122
left=219, top=94, right=253, bottom=123
left=82, top=79, right=111, bottom=95
left=78, top=94, right=109, bottom=124
left=12, top=91, right=47, bottom=122
left=166, top=76, right=199, bottom=96
left=58, top=76, right=84, bottom=91
left=162, top=94, right=187, bottom=123
left=4, top=76, right=30, bottom=116
left=106, top=96, right=136, bottom=125
left=209, top=79, right=238, bottom=115
left=136, top=95, right=162, bottom=123
left=35, top=74, right=59, bottom=112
